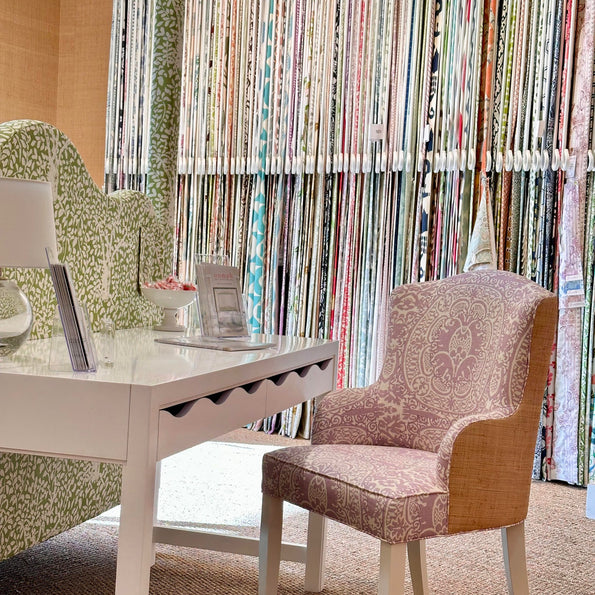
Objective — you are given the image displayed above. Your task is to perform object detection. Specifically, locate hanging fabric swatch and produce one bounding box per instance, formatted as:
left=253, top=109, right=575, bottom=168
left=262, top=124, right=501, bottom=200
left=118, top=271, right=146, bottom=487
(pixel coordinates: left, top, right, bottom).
left=105, top=0, right=594, bottom=483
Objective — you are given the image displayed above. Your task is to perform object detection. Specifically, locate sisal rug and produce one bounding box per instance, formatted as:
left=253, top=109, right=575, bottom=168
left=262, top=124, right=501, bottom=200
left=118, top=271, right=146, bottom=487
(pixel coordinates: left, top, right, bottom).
left=0, top=429, right=593, bottom=594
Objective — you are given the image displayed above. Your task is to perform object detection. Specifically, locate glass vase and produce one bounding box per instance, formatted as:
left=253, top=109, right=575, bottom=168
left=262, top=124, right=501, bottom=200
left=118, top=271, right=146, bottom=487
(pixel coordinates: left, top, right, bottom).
left=0, top=279, right=33, bottom=357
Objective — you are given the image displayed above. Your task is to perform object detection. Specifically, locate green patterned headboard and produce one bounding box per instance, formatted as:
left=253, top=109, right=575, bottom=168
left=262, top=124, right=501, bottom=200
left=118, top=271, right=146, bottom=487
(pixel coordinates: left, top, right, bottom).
left=0, top=119, right=173, bottom=337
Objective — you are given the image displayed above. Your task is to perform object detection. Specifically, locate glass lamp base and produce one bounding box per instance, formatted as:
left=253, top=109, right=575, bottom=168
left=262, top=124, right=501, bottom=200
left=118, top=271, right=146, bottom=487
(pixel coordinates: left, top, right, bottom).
left=0, top=279, right=34, bottom=357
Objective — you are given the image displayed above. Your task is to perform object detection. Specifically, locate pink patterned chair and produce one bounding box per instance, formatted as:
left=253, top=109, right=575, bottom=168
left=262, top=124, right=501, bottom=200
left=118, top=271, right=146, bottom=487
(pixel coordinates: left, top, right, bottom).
left=259, top=270, right=557, bottom=594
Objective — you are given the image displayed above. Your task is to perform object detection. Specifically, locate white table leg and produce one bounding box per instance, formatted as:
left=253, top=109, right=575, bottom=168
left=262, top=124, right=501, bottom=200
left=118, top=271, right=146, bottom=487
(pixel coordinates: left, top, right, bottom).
left=115, top=387, right=160, bottom=595
left=151, top=461, right=162, bottom=566
left=258, top=494, right=284, bottom=595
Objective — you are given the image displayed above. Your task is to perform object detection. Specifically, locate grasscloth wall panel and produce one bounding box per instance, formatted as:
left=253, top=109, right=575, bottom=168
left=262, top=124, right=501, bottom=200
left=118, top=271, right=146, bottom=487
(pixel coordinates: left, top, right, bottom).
left=0, top=0, right=112, bottom=187
left=56, top=0, right=113, bottom=185
left=0, top=0, right=60, bottom=126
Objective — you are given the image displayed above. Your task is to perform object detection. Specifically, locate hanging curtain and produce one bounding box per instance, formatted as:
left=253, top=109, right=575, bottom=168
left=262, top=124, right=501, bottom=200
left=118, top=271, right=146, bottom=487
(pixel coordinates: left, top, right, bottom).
left=106, top=0, right=594, bottom=484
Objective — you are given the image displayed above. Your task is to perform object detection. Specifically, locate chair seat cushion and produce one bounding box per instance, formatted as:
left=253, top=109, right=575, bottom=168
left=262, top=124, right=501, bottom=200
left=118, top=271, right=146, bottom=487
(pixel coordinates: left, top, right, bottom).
left=262, top=444, right=449, bottom=544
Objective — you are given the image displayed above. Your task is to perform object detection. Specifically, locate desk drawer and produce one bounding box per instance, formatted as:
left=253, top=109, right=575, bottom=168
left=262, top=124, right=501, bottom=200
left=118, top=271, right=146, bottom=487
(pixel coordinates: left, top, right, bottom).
left=157, top=380, right=268, bottom=459
left=157, top=359, right=335, bottom=460
left=264, top=359, right=335, bottom=416
left=0, top=376, right=130, bottom=462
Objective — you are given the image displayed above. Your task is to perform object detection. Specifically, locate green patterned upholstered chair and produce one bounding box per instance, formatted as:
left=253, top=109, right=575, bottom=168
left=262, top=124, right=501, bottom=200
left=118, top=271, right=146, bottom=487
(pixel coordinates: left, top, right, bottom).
left=0, top=119, right=171, bottom=560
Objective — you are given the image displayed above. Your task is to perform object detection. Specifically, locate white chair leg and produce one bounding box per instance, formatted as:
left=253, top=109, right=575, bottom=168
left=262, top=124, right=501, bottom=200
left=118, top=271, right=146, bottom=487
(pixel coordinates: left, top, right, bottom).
left=304, top=511, right=327, bottom=592
left=259, top=494, right=284, bottom=595
left=378, top=541, right=406, bottom=595
left=407, top=539, right=429, bottom=594
left=502, top=522, right=529, bottom=595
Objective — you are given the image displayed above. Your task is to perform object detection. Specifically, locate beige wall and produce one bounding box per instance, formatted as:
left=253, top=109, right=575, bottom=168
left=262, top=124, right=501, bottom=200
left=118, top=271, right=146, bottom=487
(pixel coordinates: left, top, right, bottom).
left=0, top=1, right=60, bottom=125
left=0, top=0, right=113, bottom=186
left=56, top=0, right=113, bottom=185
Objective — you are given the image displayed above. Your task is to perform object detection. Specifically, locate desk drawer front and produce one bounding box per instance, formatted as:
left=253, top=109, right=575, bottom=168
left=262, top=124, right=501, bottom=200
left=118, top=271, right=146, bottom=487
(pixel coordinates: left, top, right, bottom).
left=157, top=359, right=334, bottom=459
left=158, top=382, right=268, bottom=459
left=0, top=376, right=129, bottom=462
left=264, top=359, right=334, bottom=416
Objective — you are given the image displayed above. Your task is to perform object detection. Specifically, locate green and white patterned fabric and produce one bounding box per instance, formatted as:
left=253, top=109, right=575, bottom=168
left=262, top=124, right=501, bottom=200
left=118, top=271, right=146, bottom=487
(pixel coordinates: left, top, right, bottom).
left=0, top=119, right=172, bottom=561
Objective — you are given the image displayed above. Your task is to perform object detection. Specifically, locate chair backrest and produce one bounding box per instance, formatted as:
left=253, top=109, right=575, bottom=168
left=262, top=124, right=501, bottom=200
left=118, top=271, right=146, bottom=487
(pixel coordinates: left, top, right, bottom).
left=0, top=119, right=171, bottom=337
left=354, top=270, right=555, bottom=452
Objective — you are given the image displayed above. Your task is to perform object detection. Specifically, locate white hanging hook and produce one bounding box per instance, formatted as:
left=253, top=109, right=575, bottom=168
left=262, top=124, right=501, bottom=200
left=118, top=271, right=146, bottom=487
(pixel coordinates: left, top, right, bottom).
left=505, top=150, right=514, bottom=171
left=468, top=150, right=476, bottom=171
left=532, top=150, right=540, bottom=171
left=485, top=150, right=491, bottom=172
left=354, top=153, right=361, bottom=174
left=551, top=149, right=560, bottom=171
left=560, top=148, right=570, bottom=172
left=440, top=151, right=447, bottom=172
left=317, top=156, right=324, bottom=175
left=417, top=151, right=425, bottom=173
left=397, top=150, right=405, bottom=172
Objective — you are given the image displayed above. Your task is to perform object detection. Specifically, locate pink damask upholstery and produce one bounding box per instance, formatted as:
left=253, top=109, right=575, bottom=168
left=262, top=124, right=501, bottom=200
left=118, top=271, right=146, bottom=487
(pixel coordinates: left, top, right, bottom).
left=263, top=444, right=447, bottom=544
left=260, top=270, right=557, bottom=594
left=312, top=269, right=547, bottom=452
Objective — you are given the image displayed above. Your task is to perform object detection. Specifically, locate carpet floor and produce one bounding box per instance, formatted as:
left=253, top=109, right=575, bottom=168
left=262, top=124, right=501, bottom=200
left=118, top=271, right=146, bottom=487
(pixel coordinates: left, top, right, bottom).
left=0, top=429, right=593, bottom=594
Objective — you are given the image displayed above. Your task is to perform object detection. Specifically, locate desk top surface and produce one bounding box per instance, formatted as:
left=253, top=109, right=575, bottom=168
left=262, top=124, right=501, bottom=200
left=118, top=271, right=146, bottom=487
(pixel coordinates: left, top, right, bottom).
left=0, top=329, right=337, bottom=389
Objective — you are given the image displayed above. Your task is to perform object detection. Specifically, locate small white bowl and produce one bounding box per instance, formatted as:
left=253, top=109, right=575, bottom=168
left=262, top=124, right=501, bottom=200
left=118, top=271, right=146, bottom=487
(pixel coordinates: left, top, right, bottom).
left=141, top=287, right=197, bottom=309
left=141, top=287, right=197, bottom=332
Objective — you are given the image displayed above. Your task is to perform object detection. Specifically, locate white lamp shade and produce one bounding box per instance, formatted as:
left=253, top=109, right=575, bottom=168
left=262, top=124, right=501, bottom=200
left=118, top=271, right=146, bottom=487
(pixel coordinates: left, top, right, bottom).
left=0, top=177, right=58, bottom=268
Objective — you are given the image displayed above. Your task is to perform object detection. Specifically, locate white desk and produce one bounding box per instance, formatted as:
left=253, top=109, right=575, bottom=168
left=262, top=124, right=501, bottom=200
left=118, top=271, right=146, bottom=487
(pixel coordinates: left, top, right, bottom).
left=0, top=329, right=338, bottom=594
